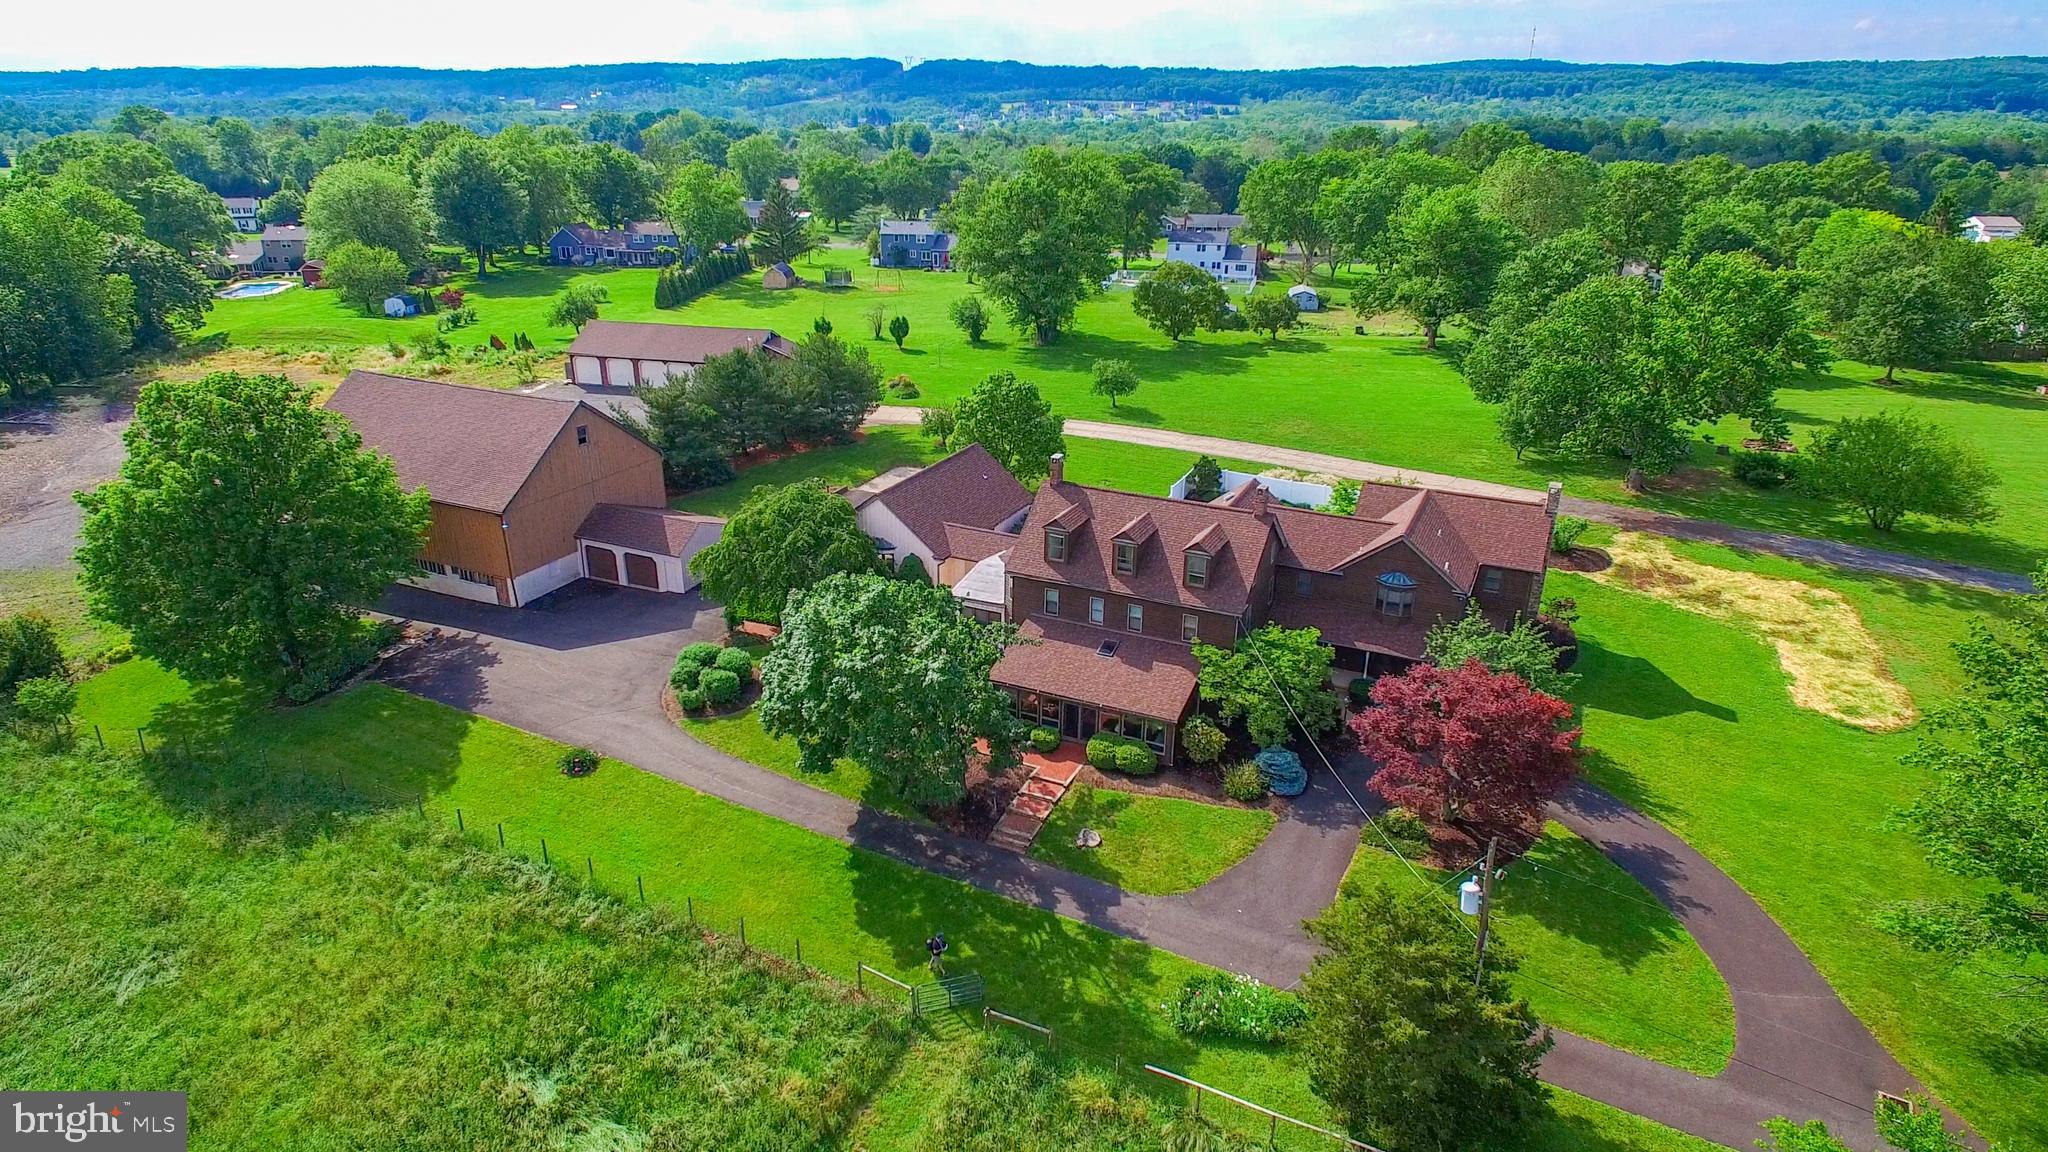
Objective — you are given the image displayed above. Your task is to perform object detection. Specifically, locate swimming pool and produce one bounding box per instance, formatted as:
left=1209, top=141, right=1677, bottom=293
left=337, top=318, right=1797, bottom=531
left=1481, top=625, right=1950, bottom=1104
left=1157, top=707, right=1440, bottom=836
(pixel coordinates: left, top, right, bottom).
left=216, top=280, right=294, bottom=300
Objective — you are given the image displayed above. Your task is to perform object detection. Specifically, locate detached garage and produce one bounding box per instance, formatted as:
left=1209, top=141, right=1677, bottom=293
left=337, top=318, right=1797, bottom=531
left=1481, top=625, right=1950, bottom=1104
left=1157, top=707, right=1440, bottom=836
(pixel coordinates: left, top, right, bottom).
left=565, top=320, right=795, bottom=389
left=575, top=504, right=723, bottom=594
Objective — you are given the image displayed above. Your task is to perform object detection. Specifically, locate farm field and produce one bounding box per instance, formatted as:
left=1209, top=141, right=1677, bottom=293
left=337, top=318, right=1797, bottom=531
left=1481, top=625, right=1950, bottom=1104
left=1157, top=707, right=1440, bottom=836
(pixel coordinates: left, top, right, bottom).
left=199, top=245, right=2048, bottom=574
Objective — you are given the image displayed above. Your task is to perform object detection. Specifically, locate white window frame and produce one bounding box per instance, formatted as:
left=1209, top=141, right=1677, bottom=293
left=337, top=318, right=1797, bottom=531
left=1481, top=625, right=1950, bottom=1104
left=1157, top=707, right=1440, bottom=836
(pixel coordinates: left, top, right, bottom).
left=1089, top=596, right=1105, bottom=625
left=1185, top=551, right=1209, bottom=588
left=1126, top=602, right=1144, bottom=633
left=1043, top=586, right=1061, bottom=616
left=1182, top=614, right=1200, bottom=642
left=1115, top=540, right=1137, bottom=576
left=1046, top=528, right=1068, bottom=562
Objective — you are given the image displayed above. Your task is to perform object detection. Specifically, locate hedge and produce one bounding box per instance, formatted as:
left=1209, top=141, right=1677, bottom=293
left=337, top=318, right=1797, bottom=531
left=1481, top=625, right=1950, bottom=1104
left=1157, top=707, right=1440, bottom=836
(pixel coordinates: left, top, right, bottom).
left=713, top=646, right=754, bottom=675
left=1087, top=732, right=1158, bottom=775
left=1029, top=727, right=1061, bottom=754
left=700, top=668, right=743, bottom=707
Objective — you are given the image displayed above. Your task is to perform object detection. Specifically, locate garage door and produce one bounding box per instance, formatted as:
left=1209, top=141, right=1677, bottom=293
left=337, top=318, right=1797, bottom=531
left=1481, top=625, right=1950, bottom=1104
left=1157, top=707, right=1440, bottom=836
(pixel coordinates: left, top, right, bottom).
left=623, top=552, right=659, bottom=589
left=572, top=355, right=603, bottom=385
left=583, top=545, right=619, bottom=583
left=604, top=358, right=635, bottom=387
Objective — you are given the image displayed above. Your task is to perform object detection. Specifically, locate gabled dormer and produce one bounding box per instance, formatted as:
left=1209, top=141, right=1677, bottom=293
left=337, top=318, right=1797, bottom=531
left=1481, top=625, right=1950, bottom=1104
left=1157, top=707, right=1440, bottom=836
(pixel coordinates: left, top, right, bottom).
left=1111, top=512, right=1156, bottom=577
left=1183, top=522, right=1225, bottom=589
left=1043, top=500, right=1090, bottom=563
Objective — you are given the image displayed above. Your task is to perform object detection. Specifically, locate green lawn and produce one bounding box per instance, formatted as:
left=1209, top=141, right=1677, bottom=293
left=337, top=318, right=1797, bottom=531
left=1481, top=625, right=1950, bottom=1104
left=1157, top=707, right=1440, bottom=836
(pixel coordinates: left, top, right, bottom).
left=680, top=706, right=926, bottom=821
left=0, top=567, right=122, bottom=665
left=200, top=246, right=2048, bottom=573
left=1341, top=824, right=1733, bottom=1075
left=1030, top=782, right=1277, bottom=896
left=1556, top=537, right=2046, bottom=1147
left=62, top=659, right=1715, bottom=1152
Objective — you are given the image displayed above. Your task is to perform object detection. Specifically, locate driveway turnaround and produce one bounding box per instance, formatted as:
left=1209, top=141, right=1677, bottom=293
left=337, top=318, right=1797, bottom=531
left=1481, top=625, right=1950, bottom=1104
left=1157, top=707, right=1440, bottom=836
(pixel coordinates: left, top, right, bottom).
left=380, top=581, right=1944, bottom=1151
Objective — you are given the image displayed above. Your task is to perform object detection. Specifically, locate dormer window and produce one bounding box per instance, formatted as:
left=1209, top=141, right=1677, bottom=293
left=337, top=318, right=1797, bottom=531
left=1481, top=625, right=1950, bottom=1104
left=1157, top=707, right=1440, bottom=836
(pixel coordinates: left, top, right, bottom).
left=1185, top=550, right=1210, bottom=588
left=1045, top=527, right=1068, bottom=562
left=1375, top=571, right=1417, bottom=619
left=1114, top=540, right=1137, bottom=576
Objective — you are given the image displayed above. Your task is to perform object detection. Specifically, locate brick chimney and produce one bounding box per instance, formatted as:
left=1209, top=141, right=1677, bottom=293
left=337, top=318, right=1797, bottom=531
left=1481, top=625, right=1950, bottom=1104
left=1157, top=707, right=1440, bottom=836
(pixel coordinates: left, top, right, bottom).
left=1248, top=483, right=1271, bottom=518
left=1048, top=452, right=1065, bottom=484
left=1545, top=481, right=1563, bottom=516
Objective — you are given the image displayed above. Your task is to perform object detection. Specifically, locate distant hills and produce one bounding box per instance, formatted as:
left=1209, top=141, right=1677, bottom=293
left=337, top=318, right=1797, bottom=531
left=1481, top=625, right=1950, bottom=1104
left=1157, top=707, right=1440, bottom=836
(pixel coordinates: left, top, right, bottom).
left=4, top=56, right=2046, bottom=129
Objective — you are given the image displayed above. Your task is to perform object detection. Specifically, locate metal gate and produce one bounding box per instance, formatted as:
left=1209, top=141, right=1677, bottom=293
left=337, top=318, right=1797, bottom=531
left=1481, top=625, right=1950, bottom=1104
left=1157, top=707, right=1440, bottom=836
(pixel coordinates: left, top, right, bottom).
left=910, top=972, right=984, bottom=1016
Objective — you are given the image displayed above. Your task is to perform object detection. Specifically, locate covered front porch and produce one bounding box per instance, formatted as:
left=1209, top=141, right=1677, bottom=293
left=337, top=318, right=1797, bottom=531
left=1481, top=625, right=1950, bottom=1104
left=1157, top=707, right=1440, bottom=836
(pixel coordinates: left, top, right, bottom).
left=989, top=617, right=1198, bottom=765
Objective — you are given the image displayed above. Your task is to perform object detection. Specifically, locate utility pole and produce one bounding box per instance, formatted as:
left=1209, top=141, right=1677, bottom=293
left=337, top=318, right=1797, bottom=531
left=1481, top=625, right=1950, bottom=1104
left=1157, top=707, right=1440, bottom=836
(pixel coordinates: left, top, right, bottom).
left=1473, top=836, right=1499, bottom=987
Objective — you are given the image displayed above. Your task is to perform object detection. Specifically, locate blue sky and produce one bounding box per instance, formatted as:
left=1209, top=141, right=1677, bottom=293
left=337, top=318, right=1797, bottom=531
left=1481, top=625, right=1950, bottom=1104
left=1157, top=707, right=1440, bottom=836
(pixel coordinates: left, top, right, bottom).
left=4, top=0, right=2044, bottom=71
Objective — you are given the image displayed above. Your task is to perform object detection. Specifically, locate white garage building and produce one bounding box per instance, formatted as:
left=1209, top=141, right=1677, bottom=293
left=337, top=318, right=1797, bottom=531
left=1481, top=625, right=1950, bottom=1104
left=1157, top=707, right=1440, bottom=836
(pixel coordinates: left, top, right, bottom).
left=564, top=320, right=795, bottom=388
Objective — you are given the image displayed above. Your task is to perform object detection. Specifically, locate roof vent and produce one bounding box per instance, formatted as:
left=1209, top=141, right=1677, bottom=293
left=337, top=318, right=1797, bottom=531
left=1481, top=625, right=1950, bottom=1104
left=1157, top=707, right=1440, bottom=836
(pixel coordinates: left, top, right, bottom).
left=1095, top=639, right=1121, bottom=658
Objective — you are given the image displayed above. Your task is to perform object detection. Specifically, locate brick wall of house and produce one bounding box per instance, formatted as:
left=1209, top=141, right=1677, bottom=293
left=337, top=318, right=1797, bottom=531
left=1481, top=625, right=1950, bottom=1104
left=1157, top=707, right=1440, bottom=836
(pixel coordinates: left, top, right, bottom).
left=1268, top=541, right=1472, bottom=646
left=1006, top=574, right=1239, bottom=646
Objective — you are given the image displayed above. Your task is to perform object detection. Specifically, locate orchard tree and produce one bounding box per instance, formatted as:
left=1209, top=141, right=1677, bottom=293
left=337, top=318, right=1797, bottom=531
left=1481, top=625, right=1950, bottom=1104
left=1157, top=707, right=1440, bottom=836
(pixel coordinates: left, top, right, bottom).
left=1132, top=261, right=1226, bottom=342
left=322, top=242, right=409, bottom=314
left=1800, top=411, right=1998, bottom=532
left=799, top=149, right=870, bottom=231
left=1194, top=624, right=1340, bottom=748
left=1425, top=604, right=1577, bottom=698
left=949, top=294, right=991, bottom=343
left=689, top=481, right=882, bottom=624
left=1301, top=881, right=1550, bottom=1152
left=951, top=147, right=1122, bottom=343
left=950, top=371, right=1066, bottom=484
left=758, top=572, right=1019, bottom=809
left=545, top=282, right=609, bottom=332
left=1090, top=358, right=1140, bottom=409
left=75, top=372, right=430, bottom=696
left=303, top=159, right=429, bottom=269
left=1367, top=185, right=1513, bottom=349
left=1241, top=291, right=1302, bottom=342
left=1354, top=659, right=1580, bottom=830
left=425, top=136, right=523, bottom=272
left=577, top=143, right=658, bottom=228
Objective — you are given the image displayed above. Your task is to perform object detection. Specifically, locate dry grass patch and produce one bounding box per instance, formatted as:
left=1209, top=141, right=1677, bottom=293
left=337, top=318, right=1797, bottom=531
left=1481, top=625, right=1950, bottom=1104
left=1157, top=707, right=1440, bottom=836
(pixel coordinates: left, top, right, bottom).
left=1582, top=532, right=1916, bottom=731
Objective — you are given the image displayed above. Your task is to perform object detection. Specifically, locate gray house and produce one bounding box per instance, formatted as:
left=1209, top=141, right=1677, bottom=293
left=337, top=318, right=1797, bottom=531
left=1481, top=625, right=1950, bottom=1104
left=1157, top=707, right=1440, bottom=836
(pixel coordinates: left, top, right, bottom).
left=874, top=219, right=955, bottom=270
left=254, top=224, right=307, bottom=273
left=548, top=221, right=679, bottom=267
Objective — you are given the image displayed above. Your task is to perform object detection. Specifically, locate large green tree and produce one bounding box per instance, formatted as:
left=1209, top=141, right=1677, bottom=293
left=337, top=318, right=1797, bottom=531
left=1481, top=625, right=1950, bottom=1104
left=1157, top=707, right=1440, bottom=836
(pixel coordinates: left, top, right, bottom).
left=1367, top=185, right=1514, bottom=349
left=304, top=159, right=429, bottom=268
left=577, top=143, right=658, bottom=229
left=1837, top=266, right=1963, bottom=383
left=688, top=481, right=881, bottom=624
left=951, top=147, right=1122, bottom=344
left=797, top=149, right=870, bottom=232
left=1475, top=146, right=1600, bottom=241
left=424, top=136, right=523, bottom=272
left=780, top=332, right=883, bottom=445
left=322, top=242, right=410, bottom=314
left=1301, top=881, right=1550, bottom=1152
left=950, top=371, right=1066, bottom=484
left=1424, top=603, right=1577, bottom=698
left=108, top=234, right=212, bottom=349
left=1114, top=153, right=1185, bottom=267
left=749, top=183, right=817, bottom=266
left=723, top=132, right=787, bottom=199
left=1131, top=260, right=1227, bottom=342
left=1596, top=160, right=1684, bottom=268
left=662, top=160, right=751, bottom=254
left=0, top=183, right=134, bottom=403
left=758, top=572, right=1019, bottom=808
left=621, top=375, right=733, bottom=491
left=1239, top=150, right=1353, bottom=281
left=494, top=130, right=583, bottom=252
left=75, top=372, right=430, bottom=695
left=1193, top=624, right=1340, bottom=747
left=871, top=147, right=943, bottom=218
left=1800, top=411, right=1999, bottom=532
left=1317, top=149, right=1470, bottom=270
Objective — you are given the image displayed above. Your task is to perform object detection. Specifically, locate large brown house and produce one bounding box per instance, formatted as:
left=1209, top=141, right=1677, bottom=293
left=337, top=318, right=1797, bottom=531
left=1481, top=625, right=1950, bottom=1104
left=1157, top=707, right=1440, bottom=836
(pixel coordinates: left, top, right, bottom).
left=326, top=372, right=718, bottom=606
left=985, top=454, right=1556, bottom=762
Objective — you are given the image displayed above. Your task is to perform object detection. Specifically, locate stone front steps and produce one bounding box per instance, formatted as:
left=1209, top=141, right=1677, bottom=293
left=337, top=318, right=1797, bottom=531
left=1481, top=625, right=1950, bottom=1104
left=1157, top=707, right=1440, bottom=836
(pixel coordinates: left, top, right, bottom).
left=986, top=750, right=1084, bottom=853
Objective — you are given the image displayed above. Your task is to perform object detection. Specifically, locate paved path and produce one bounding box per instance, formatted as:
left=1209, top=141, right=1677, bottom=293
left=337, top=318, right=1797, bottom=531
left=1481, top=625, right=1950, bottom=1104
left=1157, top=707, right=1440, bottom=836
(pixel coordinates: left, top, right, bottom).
left=374, top=580, right=1946, bottom=1150
left=868, top=408, right=2034, bottom=594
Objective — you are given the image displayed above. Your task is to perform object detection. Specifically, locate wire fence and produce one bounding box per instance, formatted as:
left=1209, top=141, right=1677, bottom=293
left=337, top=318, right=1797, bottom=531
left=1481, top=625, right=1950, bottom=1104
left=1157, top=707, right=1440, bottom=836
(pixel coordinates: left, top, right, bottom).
left=99, top=727, right=1374, bottom=1152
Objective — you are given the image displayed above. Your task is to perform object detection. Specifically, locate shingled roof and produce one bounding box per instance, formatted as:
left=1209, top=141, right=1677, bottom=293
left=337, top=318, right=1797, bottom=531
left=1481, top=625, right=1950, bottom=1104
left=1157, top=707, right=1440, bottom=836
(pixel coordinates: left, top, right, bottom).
left=325, top=372, right=615, bottom=512
left=576, top=505, right=720, bottom=557
left=859, top=444, right=1031, bottom=561
left=1007, top=479, right=1276, bottom=617
left=1347, top=483, right=1550, bottom=588
left=992, top=617, right=1199, bottom=721
left=566, top=320, right=795, bottom=364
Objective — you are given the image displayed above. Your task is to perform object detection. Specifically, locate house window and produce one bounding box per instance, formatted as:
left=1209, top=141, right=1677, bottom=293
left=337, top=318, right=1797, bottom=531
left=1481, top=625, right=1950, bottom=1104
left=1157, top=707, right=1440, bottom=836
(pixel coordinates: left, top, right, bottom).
left=1182, top=614, right=1200, bottom=642
left=1045, top=528, right=1068, bottom=562
left=1089, top=596, right=1105, bottom=625
left=1126, top=603, right=1144, bottom=633
left=1294, top=570, right=1311, bottom=596
left=1481, top=567, right=1503, bottom=595
left=576, top=424, right=589, bottom=445
left=1043, top=586, right=1061, bottom=616
left=1375, top=571, right=1418, bottom=618
left=1114, top=540, right=1137, bottom=576
left=415, top=558, right=449, bottom=576
left=1185, top=550, right=1209, bottom=588
left=452, top=566, right=494, bottom=587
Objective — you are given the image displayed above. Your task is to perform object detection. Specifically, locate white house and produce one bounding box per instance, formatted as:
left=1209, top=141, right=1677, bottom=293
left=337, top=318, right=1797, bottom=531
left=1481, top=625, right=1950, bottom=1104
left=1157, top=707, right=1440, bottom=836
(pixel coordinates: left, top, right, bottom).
left=564, top=320, right=793, bottom=388
left=1963, top=214, right=2025, bottom=243
left=222, top=196, right=260, bottom=233
left=1163, top=227, right=1258, bottom=284
left=847, top=444, right=1031, bottom=585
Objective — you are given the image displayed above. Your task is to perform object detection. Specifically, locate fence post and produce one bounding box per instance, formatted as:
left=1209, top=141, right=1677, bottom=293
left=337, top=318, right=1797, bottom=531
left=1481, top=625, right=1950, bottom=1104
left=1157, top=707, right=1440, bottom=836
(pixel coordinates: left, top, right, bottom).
left=637, top=875, right=645, bottom=903
left=586, top=856, right=594, bottom=882
left=136, top=728, right=147, bottom=756
left=1268, top=1114, right=1278, bottom=1149
left=541, top=837, right=549, bottom=865
left=857, top=962, right=863, bottom=994
left=739, top=916, right=746, bottom=950
left=795, top=938, right=802, bottom=967
left=417, top=795, right=426, bottom=819
left=94, top=725, right=104, bottom=750
left=497, top=822, right=505, bottom=848
left=455, top=808, right=464, bottom=832
left=686, top=896, right=694, bottom=924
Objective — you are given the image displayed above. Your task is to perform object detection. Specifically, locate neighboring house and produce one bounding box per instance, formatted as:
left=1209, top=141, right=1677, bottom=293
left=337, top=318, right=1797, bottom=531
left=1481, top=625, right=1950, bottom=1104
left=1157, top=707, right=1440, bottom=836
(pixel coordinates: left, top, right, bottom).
left=547, top=221, right=679, bottom=267
left=848, top=443, right=1032, bottom=584
left=1164, top=212, right=1245, bottom=233
left=986, top=454, right=1556, bottom=762
left=326, top=372, right=717, bottom=606
left=204, top=237, right=262, bottom=279
left=873, top=219, right=955, bottom=269
left=254, top=224, right=307, bottom=273
left=1962, top=214, right=2024, bottom=242
left=222, top=196, right=260, bottom=233
left=1287, top=283, right=1320, bottom=312
left=564, top=320, right=794, bottom=388
left=1163, top=227, right=1257, bottom=283
left=762, top=262, right=798, bottom=290
left=743, top=199, right=812, bottom=226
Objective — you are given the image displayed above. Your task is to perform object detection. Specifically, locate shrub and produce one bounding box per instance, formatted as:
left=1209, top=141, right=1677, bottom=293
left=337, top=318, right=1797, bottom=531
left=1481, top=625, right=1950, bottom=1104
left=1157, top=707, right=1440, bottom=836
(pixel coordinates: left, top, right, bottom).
left=1166, top=972, right=1306, bottom=1043
left=1346, top=677, right=1374, bottom=708
left=1, top=611, right=67, bottom=692
left=1222, top=761, right=1268, bottom=802
left=1029, top=727, right=1061, bottom=754
left=887, top=374, right=919, bottom=398
left=1254, top=746, right=1307, bottom=797
left=713, top=646, right=754, bottom=675
left=1180, top=716, right=1226, bottom=765
left=13, top=676, right=77, bottom=726
left=1085, top=733, right=1123, bottom=770
left=1373, top=806, right=1434, bottom=858
left=1549, top=515, right=1591, bottom=554
left=672, top=643, right=721, bottom=689
left=1731, top=449, right=1798, bottom=489
left=1114, top=742, right=1156, bottom=776
left=700, top=668, right=743, bottom=707
left=558, top=745, right=600, bottom=777
left=675, top=685, right=707, bottom=711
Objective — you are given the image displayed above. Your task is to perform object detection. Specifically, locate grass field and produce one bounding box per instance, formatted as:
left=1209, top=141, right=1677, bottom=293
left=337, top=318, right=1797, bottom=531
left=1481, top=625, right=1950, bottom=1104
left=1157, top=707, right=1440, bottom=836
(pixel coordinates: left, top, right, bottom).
left=198, top=246, right=2048, bottom=573
left=56, top=660, right=1717, bottom=1152
left=1029, top=782, right=1277, bottom=896
left=1556, top=531, right=2045, bottom=1147
left=1341, top=824, right=1734, bottom=1075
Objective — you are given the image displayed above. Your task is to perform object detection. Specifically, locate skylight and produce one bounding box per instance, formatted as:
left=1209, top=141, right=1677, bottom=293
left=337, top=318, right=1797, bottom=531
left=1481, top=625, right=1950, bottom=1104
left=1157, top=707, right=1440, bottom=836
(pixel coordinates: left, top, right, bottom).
left=1095, top=639, right=1120, bottom=658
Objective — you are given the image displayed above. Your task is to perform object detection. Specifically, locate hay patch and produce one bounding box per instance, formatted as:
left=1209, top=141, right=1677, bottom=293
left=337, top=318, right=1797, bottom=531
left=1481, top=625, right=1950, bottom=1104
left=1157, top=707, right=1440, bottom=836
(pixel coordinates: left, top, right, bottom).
left=1582, top=533, right=1916, bottom=732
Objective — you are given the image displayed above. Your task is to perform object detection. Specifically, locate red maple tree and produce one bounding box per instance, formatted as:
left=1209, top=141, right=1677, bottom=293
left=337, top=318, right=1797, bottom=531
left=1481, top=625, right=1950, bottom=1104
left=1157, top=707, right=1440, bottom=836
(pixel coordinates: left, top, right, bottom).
left=1353, top=659, right=1581, bottom=831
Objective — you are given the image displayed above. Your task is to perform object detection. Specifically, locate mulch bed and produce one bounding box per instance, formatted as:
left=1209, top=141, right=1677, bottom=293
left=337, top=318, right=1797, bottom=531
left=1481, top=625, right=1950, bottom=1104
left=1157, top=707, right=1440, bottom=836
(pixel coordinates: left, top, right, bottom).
left=1551, top=545, right=1613, bottom=573
left=1073, top=764, right=1277, bottom=812
left=658, top=675, right=761, bottom=725
left=931, top=761, right=1027, bottom=841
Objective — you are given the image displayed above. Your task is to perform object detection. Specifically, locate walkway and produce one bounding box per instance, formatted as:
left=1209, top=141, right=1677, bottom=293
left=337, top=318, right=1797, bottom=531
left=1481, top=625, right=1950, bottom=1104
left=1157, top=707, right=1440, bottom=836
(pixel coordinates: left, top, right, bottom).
left=989, top=748, right=1083, bottom=852
left=866, top=408, right=2035, bottom=594
left=375, top=581, right=1935, bottom=1151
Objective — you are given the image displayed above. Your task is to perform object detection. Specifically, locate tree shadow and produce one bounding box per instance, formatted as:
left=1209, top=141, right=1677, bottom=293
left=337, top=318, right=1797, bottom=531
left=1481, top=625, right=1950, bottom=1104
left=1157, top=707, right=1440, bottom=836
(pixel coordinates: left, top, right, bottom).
left=1572, top=639, right=1737, bottom=724
left=1099, top=403, right=1164, bottom=425
left=1501, top=828, right=1693, bottom=971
